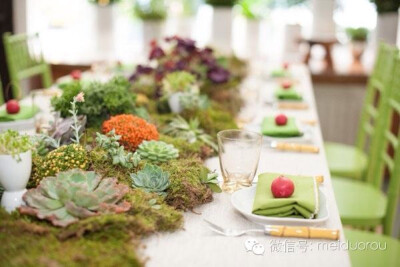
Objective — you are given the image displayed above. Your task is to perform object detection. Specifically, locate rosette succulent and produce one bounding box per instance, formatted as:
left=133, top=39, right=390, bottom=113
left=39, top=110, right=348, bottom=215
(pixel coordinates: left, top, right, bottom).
left=162, top=71, right=199, bottom=95
left=19, top=169, right=131, bottom=227
left=130, top=164, right=170, bottom=195
left=136, top=140, right=179, bottom=163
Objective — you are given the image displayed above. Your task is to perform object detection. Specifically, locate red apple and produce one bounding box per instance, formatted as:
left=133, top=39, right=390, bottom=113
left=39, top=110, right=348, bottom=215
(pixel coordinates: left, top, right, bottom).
left=271, top=176, right=295, bottom=198
left=70, top=70, right=82, bottom=80
left=275, top=114, right=288, bottom=126
left=281, top=80, right=292, bottom=89
left=282, top=62, right=289, bottom=70
left=6, top=99, right=20, bottom=114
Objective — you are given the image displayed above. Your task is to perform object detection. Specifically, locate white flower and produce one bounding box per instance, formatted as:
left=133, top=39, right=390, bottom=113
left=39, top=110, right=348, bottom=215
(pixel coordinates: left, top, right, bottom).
left=74, top=92, right=85, bottom=103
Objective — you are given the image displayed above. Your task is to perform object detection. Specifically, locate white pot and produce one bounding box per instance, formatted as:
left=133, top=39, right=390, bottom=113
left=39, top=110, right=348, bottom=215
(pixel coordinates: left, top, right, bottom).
left=377, top=12, right=398, bottom=45
left=244, top=19, right=261, bottom=59
left=310, top=0, right=336, bottom=40
left=284, top=24, right=302, bottom=54
left=166, top=16, right=195, bottom=38
left=168, top=92, right=183, bottom=114
left=210, top=7, right=233, bottom=52
left=0, top=150, right=32, bottom=212
left=142, top=20, right=166, bottom=55
left=95, top=6, right=115, bottom=56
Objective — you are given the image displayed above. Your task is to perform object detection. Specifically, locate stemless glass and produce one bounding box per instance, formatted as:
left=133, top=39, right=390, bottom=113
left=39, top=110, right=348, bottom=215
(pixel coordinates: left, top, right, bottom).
left=217, top=129, right=262, bottom=193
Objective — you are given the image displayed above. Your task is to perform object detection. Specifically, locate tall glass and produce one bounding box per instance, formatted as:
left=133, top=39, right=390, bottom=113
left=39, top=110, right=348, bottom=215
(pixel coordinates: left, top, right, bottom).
left=217, top=129, right=262, bottom=193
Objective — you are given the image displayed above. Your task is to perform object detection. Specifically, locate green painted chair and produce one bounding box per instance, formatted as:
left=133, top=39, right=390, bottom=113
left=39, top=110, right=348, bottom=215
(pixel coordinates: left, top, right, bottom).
left=325, top=43, right=397, bottom=180
left=333, top=49, right=400, bottom=236
left=344, top=229, right=400, bottom=267
left=3, top=32, right=52, bottom=100
left=0, top=78, right=4, bottom=105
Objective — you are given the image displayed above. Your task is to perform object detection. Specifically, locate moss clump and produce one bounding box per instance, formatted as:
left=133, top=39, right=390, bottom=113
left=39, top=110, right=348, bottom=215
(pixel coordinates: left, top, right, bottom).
left=30, top=144, right=89, bottom=187
left=182, top=103, right=238, bottom=138
left=159, top=134, right=214, bottom=160
left=160, top=158, right=213, bottom=210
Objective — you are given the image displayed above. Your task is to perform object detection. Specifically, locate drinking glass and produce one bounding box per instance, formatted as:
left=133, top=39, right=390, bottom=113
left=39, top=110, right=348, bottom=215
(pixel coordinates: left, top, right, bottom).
left=217, top=129, right=262, bottom=193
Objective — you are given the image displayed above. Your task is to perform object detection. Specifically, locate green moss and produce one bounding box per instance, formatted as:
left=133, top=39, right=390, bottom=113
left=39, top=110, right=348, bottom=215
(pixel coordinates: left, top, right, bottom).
left=159, top=134, right=214, bottom=160
left=160, top=158, right=213, bottom=210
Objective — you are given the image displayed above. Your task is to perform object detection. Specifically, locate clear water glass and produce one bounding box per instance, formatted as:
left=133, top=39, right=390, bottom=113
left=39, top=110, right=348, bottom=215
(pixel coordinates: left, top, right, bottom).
left=217, top=129, right=262, bottom=193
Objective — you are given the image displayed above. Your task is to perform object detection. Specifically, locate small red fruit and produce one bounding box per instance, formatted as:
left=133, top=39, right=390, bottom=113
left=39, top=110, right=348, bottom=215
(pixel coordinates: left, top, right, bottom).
left=70, top=70, right=82, bottom=80
left=275, top=114, right=288, bottom=126
left=6, top=99, right=20, bottom=114
left=281, top=80, right=292, bottom=89
left=282, top=62, right=289, bottom=70
left=271, top=176, right=295, bottom=198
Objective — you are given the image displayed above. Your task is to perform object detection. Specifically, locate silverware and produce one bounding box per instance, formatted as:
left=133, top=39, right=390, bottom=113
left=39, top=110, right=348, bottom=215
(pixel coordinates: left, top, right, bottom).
left=204, top=219, right=339, bottom=240
left=266, top=140, right=320, bottom=153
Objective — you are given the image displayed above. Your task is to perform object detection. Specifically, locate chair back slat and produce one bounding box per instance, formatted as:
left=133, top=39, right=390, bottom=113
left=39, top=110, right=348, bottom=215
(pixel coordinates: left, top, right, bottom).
left=3, top=32, right=52, bottom=99
left=366, top=51, right=400, bottom=235
left=355, top=44, right=397, bottom=158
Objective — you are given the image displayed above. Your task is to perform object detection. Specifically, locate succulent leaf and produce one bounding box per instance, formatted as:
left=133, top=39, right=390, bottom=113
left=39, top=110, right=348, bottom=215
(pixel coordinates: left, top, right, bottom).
left=136, top=140, right=179, bottom=163
left=19, top=169, right=131, bottom=227
left=130, top=164, right=170, bottom=195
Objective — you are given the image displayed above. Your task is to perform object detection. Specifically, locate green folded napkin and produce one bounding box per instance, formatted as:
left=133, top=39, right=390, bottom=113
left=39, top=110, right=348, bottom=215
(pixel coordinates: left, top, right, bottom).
left=275, top=88, right=303, bottom=100
left=0, top=105, right=40, bottom=122
left=270, top=69, right=288, bottom=78
left=252, top=173, right=319, bottom=219
left=261, top=117, right=302, bottom=137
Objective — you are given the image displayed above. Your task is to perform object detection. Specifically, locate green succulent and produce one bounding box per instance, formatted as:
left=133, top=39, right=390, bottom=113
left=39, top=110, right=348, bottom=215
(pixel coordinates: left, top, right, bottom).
left=179, top=93, right=210, bottom=111
left=31, top=134, right=60, bottom=157
left=162, top=71, right=199, bottom=95
left=19, top=169, right=131, bottom=227
left=96, top=130, right=141, bottom=169
left=130, top=164, right=170, bottom=195
left=31, top=144, right=89, bottom=186
left=200, top=168, right=222, bottom=193
left=136, top=140, right=179, bottom=163
left=162, top=116, right=218, bottom=151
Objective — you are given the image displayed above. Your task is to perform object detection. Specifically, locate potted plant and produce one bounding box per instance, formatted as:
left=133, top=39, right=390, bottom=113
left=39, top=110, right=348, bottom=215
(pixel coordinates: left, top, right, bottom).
left=206, top=0, right=236, bottom=52
left=236, top=0, right=267, bottom=58
left=162, top=71, right=200, bottom=113
left=0, top=130, right=32, bottom=212
left=370, top=0, right=400, bottom=44
left=346, top=27, right=369, bottom=66
left=134, top=0, right=167, bottom=53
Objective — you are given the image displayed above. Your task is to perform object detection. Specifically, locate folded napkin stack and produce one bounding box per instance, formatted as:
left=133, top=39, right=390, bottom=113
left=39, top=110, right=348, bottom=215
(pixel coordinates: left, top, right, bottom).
left=252, top=173, right=319, bottom=219
left=261, top=117, right=302, bottom=137
left=0, top=105, right=39, bottom=122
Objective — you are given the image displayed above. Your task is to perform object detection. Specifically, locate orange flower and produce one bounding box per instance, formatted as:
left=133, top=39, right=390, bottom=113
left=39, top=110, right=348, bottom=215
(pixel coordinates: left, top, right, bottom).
left=102, top=114, right=159, bottom=151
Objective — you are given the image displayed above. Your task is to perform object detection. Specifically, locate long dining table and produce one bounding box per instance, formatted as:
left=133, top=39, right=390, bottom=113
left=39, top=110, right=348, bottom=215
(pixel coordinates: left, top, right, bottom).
left=3, top=63, right=351, bottom=267
left=142, top=64, right=351, bottom=267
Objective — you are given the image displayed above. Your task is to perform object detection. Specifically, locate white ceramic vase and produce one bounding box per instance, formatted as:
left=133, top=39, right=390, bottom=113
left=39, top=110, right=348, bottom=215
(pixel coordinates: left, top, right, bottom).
left=210, top=7, right=233, bottom=53
left=310, top=0, right=336, bottom=41
left=0, top=150, right=32, bottom=212
left=168, top=92, right=183, bottom=114
left=377, top=12, right=398, bottom=45
left=142, top=20, right=165, bottom=52
left=96, top=5, right=115, bottom=57
left=244, top=19, right=261, bottom=59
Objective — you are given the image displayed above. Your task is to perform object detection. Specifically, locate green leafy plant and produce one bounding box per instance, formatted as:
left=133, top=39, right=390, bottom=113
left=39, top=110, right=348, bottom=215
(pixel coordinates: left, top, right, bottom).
left=31, top=134, right=60, bottom=157
left=96, top=130, right=141, bottom=169
left=369, top=0, right=400, bottom=13
left=162, top=71, right=199, bottom=95
left=136, top=140, right=179, bottom=163
left=237, top=0, right=269, bottom=20
left=200, top=169, right=222, bottom=193
left=206, top=0, right=237, bottom=7
left=130, top=164, right=170, bottom=195
left=346, top=27, right=369, bottom=42
left=0, top=130, right=32, bottom=160
left=162, top=116, right=218, bottom=151
left=52, top=77, right=143, bottom=127
left=134, top=0, right=167, bottom=20
left=19, top=169, right=131, bottom=227
left=31, top=144, right=89, bottom=186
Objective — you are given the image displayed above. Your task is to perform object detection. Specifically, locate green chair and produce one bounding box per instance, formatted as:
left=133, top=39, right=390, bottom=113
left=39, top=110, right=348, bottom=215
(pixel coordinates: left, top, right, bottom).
left=3, top=32, right=52, bottom=100
left=344, top=229, right=400, bottom=267
left=0, top=78, right=4, bottom=105
left=333, top=49, right=400, bottom=236
left=325, top=43, right=397, bottom=180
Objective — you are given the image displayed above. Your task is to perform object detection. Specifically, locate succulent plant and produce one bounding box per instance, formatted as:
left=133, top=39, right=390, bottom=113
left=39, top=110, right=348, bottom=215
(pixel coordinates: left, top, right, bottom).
left=136, top=140, right=179, bottom=163
left=96, top=130, right=141, bottom=169
left=31, top=144, right=89, bottom=186
left=162, top=71, right=199, bottom=95
left=0, top=130, right=32, bottom=160
left=130, top=164, right=170, bottom=195
left=179, top=93, right=209, bottom=111
left=200, top=168, right=222, bottom=193
left=162, top=116, right=217, bottom=151
left=31, top=134, right=61, bottom=157
left=19, top=169, right=131, bottom=227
